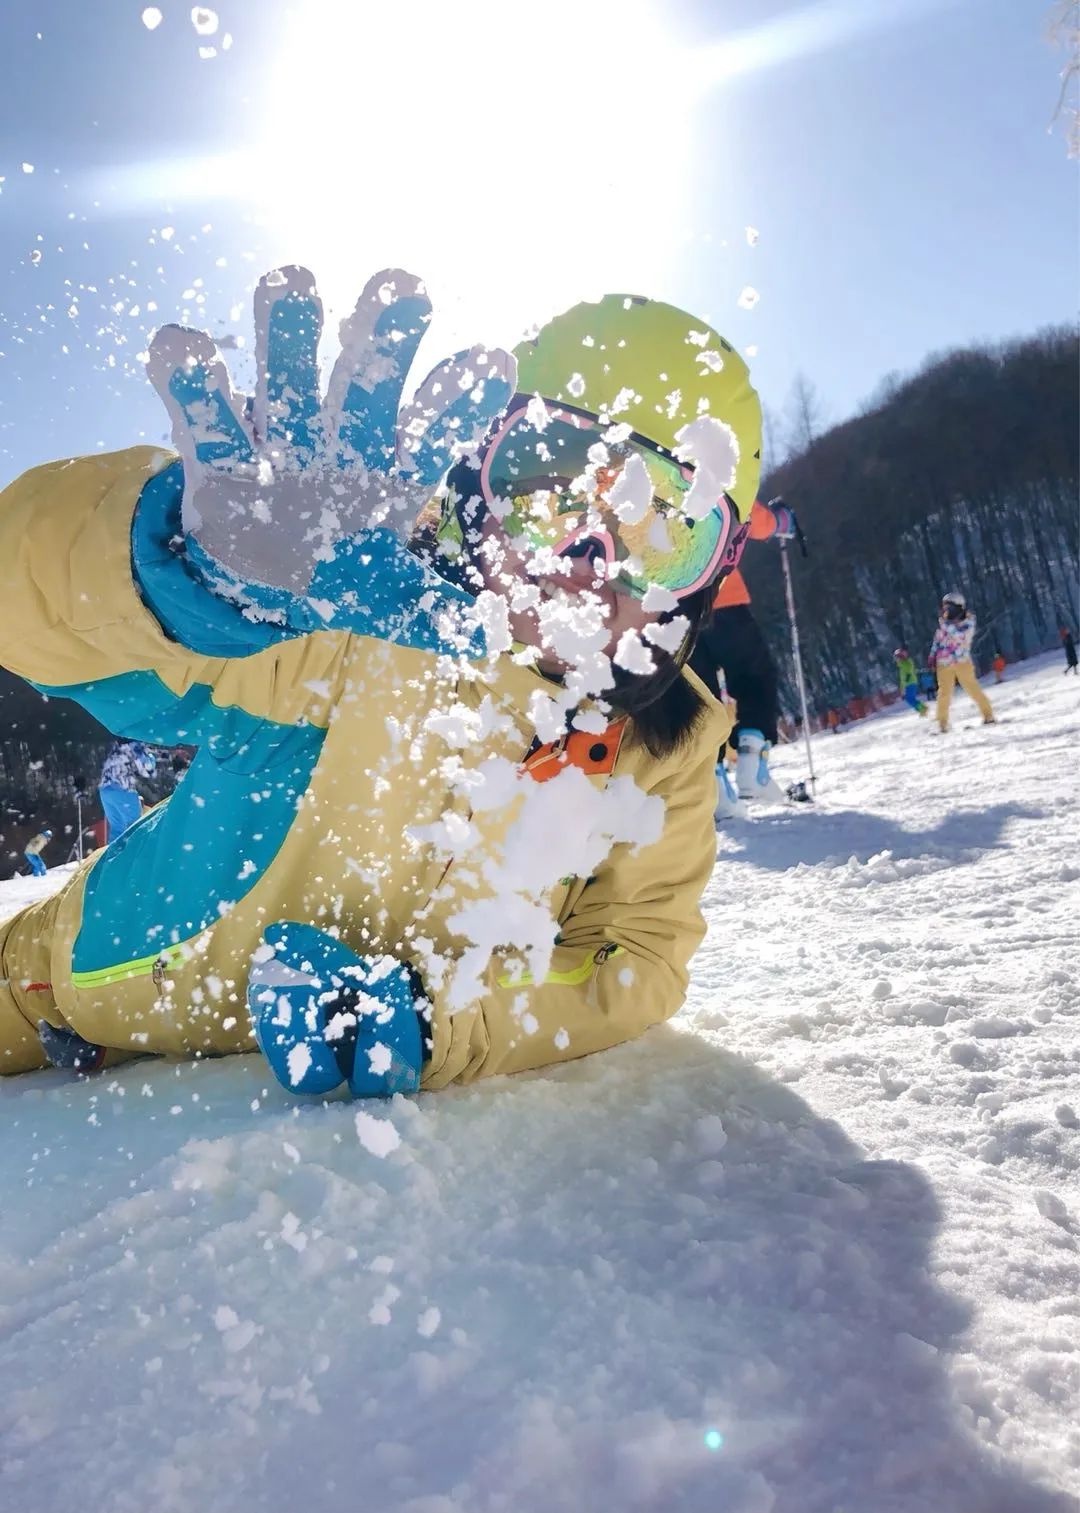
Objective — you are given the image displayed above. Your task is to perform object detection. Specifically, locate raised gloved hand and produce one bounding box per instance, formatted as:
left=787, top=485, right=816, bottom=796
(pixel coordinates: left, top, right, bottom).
left=765, top=497, right=798, bottom=541
left=248, top=921, right=425, bottom=1098
left=145, top=266, right=516, bottom=651
left=765, top=497, right=808, bottom=560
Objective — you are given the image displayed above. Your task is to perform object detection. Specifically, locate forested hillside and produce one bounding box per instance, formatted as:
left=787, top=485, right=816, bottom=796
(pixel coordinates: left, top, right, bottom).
left=0, top=670, right=112, bottom=877
left=749, top=326, right=1079, bottom=714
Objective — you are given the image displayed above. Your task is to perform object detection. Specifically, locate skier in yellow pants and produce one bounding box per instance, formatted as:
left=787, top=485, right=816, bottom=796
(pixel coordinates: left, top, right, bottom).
left=931, top=591, right=995, bottom=732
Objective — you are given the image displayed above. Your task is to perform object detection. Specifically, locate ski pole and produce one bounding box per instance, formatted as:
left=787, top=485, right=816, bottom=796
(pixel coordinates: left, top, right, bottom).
left=780, top=538, right=817, bottom=793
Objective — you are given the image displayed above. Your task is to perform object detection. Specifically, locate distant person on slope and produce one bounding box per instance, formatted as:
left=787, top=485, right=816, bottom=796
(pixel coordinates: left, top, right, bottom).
left=23, top=828, right=51, bottom=878
left=992, top=649, right=1006, bottom=683
left=1061, top=627, right=1078, bottom=675
left=930, top=591, right=995, bottom=733
left=690, top=497, right=793, bottom=815
left=893, top=647, right=927, bottom=716
left=97, top=739, right=157, bottom=843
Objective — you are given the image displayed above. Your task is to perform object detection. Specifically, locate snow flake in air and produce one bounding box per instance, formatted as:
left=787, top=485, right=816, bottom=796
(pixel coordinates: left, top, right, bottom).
left=141, top=6, right=163, bottom=28
left=190, top=5, right=218, bottom=35
left=737, top=286, right=760, bottom=310
left=417, top=1307, right=441, bottom=1337
left=614, top=630, right=656, bottom=676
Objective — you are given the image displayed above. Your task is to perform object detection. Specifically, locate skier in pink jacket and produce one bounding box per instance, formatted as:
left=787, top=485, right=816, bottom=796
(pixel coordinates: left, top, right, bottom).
left=930, top=591, right=995, bottom=733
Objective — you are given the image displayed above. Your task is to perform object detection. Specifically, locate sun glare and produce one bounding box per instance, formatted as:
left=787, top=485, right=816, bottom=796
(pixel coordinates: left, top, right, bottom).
left=253, top=0, right=695, bottom=353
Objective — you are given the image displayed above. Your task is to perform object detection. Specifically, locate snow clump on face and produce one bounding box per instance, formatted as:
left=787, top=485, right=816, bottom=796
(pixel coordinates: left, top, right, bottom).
left=674, top=416, right=739, bottom=522
left=607, top=452, right=652, bottom=525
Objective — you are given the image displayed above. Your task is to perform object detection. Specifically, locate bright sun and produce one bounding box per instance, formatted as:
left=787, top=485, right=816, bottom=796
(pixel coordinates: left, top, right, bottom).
left=252, top=0, right=696, bottom=354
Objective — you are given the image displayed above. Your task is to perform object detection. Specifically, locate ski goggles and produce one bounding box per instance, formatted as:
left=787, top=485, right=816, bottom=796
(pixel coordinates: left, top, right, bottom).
left=478, top=400, right=746, bottom=599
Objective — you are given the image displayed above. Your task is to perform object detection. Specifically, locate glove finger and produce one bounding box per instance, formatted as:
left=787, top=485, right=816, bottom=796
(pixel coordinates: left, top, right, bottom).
left=325, top=269, right=432, bottom=471
left=397, top=345, right=516, bottom=486
left=253, top=265, right=324, bottom=464
left=146, top=324, right=255, bottom=474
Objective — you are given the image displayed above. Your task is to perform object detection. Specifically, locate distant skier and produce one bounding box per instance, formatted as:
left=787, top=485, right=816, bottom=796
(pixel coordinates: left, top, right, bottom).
left=992, top=650, right=1006, bottom=683
left=893, top=647, right=927, bottom=715
left=1061, top=627, right=1078, bottom=675
left=930, top=591, right=995, bottom=732
left=690, top=497, right=792, bottom=816
left=97, top=739, right=156, bottom=843
left=23, top=828, right=51, bottom=878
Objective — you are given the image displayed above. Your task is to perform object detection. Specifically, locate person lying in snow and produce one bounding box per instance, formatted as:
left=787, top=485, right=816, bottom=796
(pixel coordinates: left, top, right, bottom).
left=0, top=267, right=761, bottom=1095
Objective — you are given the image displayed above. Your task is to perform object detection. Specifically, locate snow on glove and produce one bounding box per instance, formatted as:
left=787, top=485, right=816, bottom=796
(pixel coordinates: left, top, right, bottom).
left=146, top=266, right=516, bottom=652
left=248, top=921, right=425, bottom=1098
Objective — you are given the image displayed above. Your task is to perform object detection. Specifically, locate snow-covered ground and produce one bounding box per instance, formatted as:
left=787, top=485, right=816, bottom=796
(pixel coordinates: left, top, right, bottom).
left=1, top=653, right=1077, bottom=1513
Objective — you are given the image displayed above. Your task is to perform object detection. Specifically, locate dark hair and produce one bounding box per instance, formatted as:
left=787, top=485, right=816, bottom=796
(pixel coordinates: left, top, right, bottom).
left=411, top=468, right=714, bottom=759
left=604, top=587, right=712, bottom=758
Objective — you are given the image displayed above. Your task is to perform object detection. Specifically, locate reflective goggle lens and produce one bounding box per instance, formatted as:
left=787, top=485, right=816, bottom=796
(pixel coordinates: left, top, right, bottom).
left=480, top=405, right=736, bottom=598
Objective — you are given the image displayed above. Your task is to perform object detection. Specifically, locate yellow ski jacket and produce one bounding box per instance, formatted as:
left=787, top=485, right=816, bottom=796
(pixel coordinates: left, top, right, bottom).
left=0, top=449, right=729, bottom=1084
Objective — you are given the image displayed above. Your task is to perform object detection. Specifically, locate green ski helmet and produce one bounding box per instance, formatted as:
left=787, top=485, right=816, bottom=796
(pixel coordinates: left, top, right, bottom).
left=442, top=293, right=762, bottom=602
left=511, top=293, right=762, bottom=521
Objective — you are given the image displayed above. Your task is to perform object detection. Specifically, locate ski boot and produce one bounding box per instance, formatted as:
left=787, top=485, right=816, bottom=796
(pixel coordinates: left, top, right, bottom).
left=735, top=729, right=787, bottom=804
left=714, top=762, right=746, bottom=822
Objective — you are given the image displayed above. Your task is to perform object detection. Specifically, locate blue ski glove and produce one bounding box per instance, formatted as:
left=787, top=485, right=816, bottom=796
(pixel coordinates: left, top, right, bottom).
left=144, top=265, right=516, bottom=655
left=248, top=921, right=425, bottom=1098
left=37, top=1020, right=107, bottom=1073
left=765, top=497, right=798, bottom=540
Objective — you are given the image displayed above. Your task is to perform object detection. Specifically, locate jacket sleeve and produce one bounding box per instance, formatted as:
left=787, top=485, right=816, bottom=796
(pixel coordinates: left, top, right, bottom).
left=422, top=737, right=720, bottom=1087
left=747, top=498, right=778, bottom=542
left=0, top=448, right=352, bottom=743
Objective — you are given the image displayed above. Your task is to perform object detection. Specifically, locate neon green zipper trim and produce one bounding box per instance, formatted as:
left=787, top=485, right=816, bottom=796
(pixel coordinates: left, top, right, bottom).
left=497, top=945, right=622, bottom=991
left=71, top=941, right=190, bottom=990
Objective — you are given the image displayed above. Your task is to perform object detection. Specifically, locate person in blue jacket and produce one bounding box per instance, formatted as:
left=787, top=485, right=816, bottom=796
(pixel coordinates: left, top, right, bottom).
left=97, top=739, right=156, bottom=842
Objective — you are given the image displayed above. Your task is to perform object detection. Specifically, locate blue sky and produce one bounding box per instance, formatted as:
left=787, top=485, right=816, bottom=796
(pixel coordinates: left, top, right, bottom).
left=0, top=0, right=1075, bottom=483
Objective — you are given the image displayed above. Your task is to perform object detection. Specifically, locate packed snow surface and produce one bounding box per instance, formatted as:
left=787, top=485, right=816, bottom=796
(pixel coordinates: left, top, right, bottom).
left=1, top=653, right=1077, bottom=1511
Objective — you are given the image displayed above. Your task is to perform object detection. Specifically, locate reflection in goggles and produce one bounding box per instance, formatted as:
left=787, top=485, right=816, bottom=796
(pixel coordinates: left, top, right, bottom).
left=480, top=402, right=738, bottom=599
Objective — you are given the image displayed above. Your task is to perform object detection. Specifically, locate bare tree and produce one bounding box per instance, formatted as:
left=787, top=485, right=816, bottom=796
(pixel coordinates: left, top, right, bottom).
left=784, top=372, right=827, bottom=458
left=760, top=400, right=783, bottom=475
left=1048, top=0, right=1080, bottom=156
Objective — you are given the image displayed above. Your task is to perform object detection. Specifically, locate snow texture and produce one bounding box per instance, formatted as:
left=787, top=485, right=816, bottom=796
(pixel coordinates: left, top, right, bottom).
left=0, top=653, right=1076, bottom=1511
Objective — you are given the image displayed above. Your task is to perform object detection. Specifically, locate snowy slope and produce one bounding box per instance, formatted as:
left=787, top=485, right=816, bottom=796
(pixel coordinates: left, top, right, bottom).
left=1, top=654, right=1077, bottom=1513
